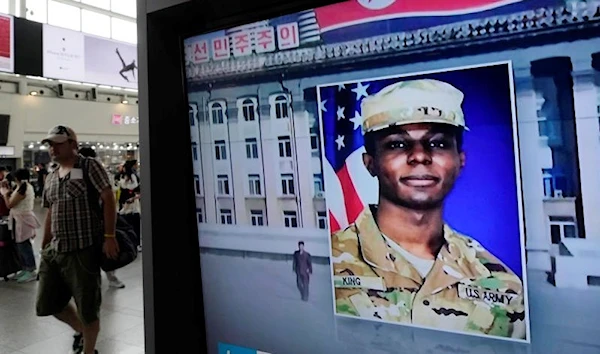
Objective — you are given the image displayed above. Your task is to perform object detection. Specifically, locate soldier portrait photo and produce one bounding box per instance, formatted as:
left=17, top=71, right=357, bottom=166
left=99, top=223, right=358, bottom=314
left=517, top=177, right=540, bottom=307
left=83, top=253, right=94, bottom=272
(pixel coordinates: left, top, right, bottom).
left=318, top=62, right=529, bottom=341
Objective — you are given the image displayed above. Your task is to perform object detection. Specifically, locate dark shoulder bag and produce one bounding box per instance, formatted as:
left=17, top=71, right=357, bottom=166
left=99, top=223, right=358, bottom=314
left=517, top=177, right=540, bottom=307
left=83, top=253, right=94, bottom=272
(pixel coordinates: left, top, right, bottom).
left=81, top=157, right=138, bottom=272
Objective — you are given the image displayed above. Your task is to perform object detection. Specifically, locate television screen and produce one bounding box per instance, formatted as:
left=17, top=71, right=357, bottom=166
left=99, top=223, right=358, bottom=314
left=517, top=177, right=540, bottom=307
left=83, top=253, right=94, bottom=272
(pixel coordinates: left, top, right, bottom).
left=183, top=1, right=600, bottom=353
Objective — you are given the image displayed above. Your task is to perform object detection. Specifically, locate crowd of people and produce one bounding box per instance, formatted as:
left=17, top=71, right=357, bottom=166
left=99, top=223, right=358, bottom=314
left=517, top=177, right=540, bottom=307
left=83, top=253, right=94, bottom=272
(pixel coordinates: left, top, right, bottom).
left=0, top=149, right=142, bottom=285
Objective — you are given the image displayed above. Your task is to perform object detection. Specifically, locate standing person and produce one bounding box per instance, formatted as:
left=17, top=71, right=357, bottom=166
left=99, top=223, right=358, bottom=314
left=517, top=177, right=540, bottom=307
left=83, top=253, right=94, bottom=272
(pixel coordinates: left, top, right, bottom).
left=330, top=79, right=525, bottom=338
left=0, top=169, right=40, bottom=283
left=292, top=241, right=312, bottom=301
left=4, top=166, right=15, bottom=188
left=79, top=147, right=125, bottom=289
left=36, top=163, right=49, bottom=197
left=117, top=161, right=141, bottom=251
left=0, top=167, right=10, bottom=218
left=37, top=126, right=119, bottom=354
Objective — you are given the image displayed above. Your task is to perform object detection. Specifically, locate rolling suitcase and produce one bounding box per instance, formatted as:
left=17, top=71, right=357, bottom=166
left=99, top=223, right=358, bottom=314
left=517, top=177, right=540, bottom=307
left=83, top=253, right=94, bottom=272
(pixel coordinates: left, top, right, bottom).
left=0, top=221, right=21, bottom=281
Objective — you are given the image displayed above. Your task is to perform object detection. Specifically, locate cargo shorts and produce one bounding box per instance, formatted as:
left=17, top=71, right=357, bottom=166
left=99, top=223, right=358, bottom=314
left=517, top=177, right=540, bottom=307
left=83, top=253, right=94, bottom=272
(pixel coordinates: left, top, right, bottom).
left=36, top=245, right=102, bottom=325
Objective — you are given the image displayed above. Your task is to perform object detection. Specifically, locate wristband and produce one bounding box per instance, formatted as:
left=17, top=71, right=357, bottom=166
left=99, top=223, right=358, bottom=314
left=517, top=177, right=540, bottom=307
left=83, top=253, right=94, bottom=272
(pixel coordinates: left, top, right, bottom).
left=104, top=233, right=116, bottom=238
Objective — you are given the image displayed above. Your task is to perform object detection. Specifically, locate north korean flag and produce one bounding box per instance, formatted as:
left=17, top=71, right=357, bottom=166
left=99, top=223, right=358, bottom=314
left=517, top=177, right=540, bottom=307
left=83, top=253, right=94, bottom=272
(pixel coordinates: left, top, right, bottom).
left=315, top=0, right=563, bottom=43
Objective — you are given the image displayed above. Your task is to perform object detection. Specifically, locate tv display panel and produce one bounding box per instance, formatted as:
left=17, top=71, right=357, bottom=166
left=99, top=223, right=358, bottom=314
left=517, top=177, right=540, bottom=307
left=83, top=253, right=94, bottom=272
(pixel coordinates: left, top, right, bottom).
left=183, top=0, right=600, bottom=353
left=0, top=14, right=14, bottom=73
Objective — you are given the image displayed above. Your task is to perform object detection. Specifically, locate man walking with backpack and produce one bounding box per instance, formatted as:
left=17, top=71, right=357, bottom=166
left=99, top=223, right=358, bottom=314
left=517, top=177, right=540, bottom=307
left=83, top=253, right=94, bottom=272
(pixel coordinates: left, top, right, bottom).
left=37, top=125, right=119, bottom=354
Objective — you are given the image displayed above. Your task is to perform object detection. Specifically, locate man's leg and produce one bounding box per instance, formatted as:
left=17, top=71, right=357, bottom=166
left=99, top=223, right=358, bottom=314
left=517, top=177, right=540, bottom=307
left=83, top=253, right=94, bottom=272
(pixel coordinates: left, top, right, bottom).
left=296, top=273, right=303, bottom=298
left=37, top=248, right=80, bottom=348
left=300, top=275, right=309, bottom=301
left=68, top=247, right=102, bottom=354
left=82, top=320, right=100, bottom=354
left=304, top=276, right=310, bottom=301
left=54, top=303, right=83, bottom=333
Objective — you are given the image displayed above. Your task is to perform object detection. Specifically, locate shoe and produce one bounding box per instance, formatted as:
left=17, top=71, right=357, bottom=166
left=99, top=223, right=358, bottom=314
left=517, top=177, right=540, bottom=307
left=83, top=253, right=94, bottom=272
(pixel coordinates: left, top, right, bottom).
left=16, top=271, right=37, bottom=283
left=108, top=278, right=125, bottom=289
left=72, top=332, right=83, bottom=352
left=75, top=349, right=98, bottom=354
left=10, top=271, right=24, bottom=280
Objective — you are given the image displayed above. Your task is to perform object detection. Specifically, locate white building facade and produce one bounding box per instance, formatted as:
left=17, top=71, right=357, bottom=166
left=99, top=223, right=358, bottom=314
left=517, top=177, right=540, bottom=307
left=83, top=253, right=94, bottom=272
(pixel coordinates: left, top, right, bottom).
left=185, top=2, right=600, bottom=278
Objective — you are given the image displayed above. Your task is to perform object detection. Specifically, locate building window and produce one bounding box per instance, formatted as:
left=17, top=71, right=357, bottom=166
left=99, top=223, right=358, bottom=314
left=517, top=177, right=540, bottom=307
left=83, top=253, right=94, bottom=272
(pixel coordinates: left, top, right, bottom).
left=81, top=9, right=111, bottom=38
left=274, top=95, right=289, bottom=119
left=278, top=136, right=292, bottom=158
left=82, top=0, right=111, bottom=10
left=248, top=174, right=262, bottom=196
left=214, top=140, right=227, bottom=160
left=542, top=168, right=567, bottom=198
left=210, top=102, right=225, bottom=124
left=48, top=0, right=81, bottom=31
left=111, top=17, right=137, bottom=44
left=196, top=209, right=203, bottom=224
left=251, top=210, right=264, bottom=226
left=242, top=98, right=256, bottom=122
left=193, top=175, right=201, bottom=196
left=549, top=216, right=577, bottom=244
left=189, top=107, right=195, bottom=126
left=191, top=142, right=198, bottom=161
left=219, top=209, right=233, bottom=225
left=310, top=133, right=319, bottom=152
left=284, top=211, right=298, bottom=228
left=281, top=174, right=295, bottom=195
left=245, top=138, right=258, bottom=159
left=217, top=175, right=230, bottom=195
left=317, top=211, right=327, bottom=230
left=111, top=0, right=137, bottom=18
left=26, top=0, right=48, bottom=24
left=314, top=174, right=324, bottom=195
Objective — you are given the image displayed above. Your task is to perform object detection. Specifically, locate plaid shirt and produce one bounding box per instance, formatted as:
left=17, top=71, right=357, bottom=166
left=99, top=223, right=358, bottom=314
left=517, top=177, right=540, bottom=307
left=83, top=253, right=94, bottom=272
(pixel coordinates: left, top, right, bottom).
left=43, top=156, right=110, bottom=252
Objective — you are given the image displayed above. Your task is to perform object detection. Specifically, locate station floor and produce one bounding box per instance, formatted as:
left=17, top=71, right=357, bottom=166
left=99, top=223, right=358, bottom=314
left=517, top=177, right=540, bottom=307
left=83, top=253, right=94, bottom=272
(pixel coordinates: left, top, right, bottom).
left=0, top=205, right=145, bottom=354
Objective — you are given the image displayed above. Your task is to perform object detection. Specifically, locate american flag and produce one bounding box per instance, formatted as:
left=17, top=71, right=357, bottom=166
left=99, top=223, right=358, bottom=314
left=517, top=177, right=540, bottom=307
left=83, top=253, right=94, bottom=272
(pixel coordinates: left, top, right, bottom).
left=319, top=78, right=401, bottom=233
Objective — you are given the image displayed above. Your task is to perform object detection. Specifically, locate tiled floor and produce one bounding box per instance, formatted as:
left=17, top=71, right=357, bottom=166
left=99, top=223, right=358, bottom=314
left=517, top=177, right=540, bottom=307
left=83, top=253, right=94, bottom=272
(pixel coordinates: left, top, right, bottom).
left=0, top=206, right=145, bottom=354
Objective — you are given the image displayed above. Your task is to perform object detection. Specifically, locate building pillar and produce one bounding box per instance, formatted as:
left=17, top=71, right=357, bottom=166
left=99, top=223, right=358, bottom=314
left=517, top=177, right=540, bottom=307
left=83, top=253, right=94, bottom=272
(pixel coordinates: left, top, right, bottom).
left=514, top=72, right=552, bottom=271
left=572, top=54, right=600, bottom=240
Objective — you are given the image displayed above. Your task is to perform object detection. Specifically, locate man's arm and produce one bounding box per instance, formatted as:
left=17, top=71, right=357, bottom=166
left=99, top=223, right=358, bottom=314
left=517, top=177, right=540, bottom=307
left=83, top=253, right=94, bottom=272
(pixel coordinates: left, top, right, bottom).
left=100, top=187, right=116, bottom=237
left=308, top=254, right=313, bottom=274
left=41, top=207, right=52, bottom=249
left=292, top=252, right=297, bottom=273
left=87, top=158, right=119, bottom=259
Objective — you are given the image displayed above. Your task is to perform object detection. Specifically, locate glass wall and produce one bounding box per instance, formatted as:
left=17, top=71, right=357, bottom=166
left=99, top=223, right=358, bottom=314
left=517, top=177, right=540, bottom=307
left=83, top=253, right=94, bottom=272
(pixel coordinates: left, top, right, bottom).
left=0, top=0, right=136, bottom=43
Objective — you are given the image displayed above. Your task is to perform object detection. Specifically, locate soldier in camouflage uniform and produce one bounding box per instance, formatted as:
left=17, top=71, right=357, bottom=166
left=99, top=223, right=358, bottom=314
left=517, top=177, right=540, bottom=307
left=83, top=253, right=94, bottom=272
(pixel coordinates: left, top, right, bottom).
left=331, top=79, right=526, bottom=339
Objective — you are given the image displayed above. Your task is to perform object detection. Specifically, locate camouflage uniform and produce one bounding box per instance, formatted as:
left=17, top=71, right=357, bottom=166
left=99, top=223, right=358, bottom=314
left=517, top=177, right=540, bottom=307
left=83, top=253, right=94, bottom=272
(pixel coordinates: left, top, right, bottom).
left=332, top=206, right=526, bottom=339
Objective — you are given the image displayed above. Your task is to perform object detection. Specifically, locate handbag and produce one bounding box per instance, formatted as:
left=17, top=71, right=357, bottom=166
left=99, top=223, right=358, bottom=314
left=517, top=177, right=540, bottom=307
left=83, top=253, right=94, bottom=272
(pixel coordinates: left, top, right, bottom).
left=0, top=222, right=21, bottom=280
left=99, top=216, right=138, bottom=272
left=81, top=157, right=138, bottom=271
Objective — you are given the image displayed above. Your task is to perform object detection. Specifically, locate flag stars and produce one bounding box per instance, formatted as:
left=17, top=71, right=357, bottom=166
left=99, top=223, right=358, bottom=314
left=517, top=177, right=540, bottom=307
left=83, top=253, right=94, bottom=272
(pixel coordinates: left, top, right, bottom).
left=352, top=82, right=370, bottom=100
left=335, top=135, right=345, bottom=151
left=319, top=99, right=328, bottom=112
left=350, top=111, right=362, bottom=130
left=337, top=83, right=346, bottom=91
left=337, top=106, right=345, bottom=121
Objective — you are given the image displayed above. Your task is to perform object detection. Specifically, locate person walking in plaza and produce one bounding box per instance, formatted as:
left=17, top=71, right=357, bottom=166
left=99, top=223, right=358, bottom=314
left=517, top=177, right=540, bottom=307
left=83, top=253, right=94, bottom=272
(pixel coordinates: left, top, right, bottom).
left=292, top=241, right=312, bottom=301
left=0, top=169, right=40, bottom=283
left=79, top=147, right=125, bottom=289
left=37, top=125, right=119, bottom=354
left=117, top=161, right=141, bottom=251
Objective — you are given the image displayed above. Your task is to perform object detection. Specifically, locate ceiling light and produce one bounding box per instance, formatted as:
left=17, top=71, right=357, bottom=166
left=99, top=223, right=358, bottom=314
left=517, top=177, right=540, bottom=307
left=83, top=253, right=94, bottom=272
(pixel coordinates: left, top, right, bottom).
left=29, top=91, right=38, bottom=96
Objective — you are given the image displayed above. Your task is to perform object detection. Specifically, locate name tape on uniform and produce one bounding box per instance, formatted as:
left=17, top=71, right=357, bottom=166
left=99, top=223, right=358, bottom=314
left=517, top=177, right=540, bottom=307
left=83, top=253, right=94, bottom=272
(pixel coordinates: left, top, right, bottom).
left=334, top=275, right=385, bottom=291
left=458, top=284, right=517, bottom=306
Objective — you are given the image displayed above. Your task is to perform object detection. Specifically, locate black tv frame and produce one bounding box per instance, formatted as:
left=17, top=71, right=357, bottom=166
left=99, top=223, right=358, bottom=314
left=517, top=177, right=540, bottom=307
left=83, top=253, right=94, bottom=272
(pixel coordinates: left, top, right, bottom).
left=137, top=0, right=342, bottom=353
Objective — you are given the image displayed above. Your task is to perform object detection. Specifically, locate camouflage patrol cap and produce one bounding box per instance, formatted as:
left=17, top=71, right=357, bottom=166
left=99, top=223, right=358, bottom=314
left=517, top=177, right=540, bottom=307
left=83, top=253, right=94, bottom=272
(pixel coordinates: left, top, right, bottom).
left=361, top=79, right=468, bottom=134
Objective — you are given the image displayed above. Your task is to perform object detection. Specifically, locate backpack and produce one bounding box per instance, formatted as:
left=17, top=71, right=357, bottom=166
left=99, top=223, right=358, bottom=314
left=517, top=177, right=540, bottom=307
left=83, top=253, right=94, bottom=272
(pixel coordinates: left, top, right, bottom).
left=81, top=157, right=138, bottom=271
